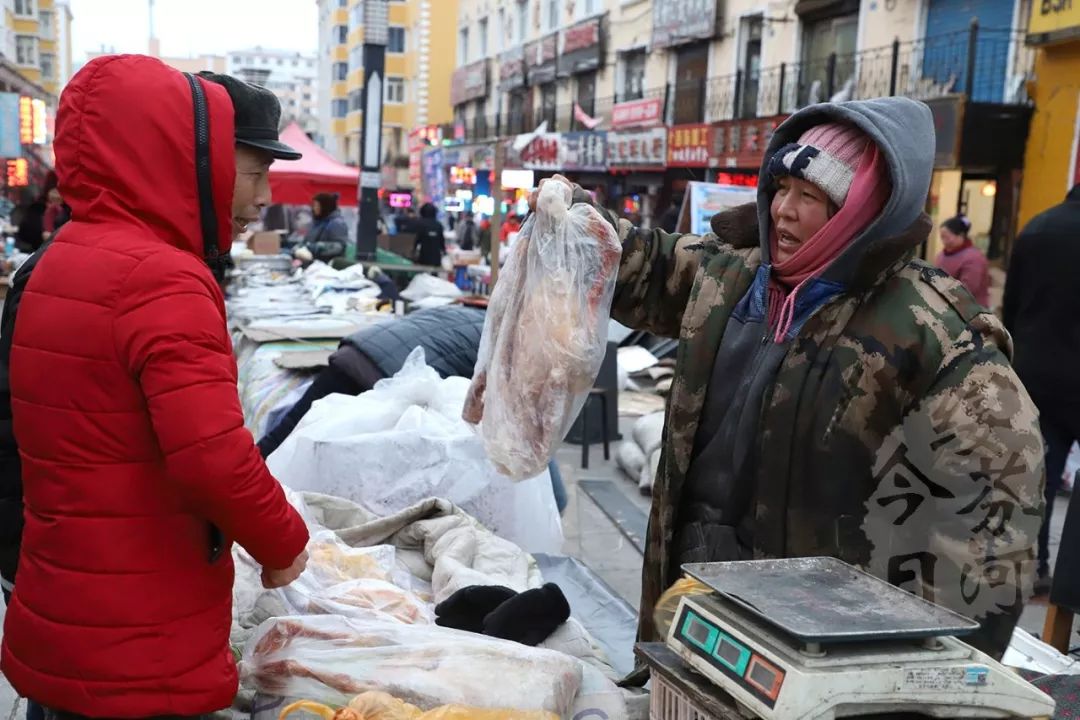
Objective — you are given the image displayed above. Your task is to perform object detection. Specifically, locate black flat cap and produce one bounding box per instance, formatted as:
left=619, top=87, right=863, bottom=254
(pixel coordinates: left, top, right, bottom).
left=198, top=71, right=302, bottom=161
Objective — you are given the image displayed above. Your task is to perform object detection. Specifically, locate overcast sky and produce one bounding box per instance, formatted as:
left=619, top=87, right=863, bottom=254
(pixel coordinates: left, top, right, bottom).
left=70, top=0, right=319, bottom=62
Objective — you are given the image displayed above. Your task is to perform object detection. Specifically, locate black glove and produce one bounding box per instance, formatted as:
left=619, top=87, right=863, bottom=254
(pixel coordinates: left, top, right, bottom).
left=482, top=583, right=571, bottom=647
left=435, top=584, right=517, bottom=633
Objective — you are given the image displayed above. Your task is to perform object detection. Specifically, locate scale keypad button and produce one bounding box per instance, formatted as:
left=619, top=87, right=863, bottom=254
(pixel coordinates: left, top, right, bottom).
left=746, top=655, right=785, bottom=700
left=681, top=612, right=719, bottom=653
left=713, top=633, right=752, bottom=675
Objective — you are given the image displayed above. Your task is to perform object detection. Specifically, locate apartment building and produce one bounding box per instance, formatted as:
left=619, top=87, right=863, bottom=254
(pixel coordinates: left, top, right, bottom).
left=229, top=47, right=319, bottom=137
left=317, top=0, right=458, bottom=188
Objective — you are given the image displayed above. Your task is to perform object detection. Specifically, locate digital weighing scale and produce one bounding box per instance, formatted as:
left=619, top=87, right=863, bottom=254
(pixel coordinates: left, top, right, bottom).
left=660, top=557, right=1056, bottom=720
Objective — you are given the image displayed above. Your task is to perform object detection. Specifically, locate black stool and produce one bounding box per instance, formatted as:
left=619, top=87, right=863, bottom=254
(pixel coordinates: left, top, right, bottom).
left=580, top=388, right=611, bottom=470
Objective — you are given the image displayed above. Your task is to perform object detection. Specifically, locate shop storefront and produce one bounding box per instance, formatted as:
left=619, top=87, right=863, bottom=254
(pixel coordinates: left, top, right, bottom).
left=0, top=60, right=55, bottom=198
left=1018, top=0, right=1080, bottom=235
left=924, top=95, right=1032, bottom=263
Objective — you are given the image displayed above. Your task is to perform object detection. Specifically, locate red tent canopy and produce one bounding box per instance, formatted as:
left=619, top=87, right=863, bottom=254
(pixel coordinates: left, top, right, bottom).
left=269, top=123, right=360, bottom=206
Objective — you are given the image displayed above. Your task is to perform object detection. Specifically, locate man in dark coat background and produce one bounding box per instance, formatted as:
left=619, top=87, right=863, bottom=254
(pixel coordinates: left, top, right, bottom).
left=1004, top=185, right=1080, bottom=595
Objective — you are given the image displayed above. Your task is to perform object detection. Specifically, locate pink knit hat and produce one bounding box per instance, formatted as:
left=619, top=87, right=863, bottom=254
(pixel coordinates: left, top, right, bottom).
left=769, top=122, right=871, bottom=207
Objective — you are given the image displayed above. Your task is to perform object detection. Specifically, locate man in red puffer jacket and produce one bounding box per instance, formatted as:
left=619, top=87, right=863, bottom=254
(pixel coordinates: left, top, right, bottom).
left=1, top=55, right=310, bottom=718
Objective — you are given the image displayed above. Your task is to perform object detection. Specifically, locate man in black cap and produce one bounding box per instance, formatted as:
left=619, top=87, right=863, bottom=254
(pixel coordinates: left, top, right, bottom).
left=0, top=57, right=309, bottom=720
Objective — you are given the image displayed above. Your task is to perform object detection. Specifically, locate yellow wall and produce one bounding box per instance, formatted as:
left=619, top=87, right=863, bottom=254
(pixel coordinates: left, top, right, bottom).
left=1018, top=41, right=1080, bottom=229
left=427, top=0, right=457, bottom=125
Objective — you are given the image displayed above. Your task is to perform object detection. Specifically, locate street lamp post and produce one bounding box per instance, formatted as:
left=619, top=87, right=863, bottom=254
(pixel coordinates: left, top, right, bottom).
left=357, top=0, right=388, bottom=262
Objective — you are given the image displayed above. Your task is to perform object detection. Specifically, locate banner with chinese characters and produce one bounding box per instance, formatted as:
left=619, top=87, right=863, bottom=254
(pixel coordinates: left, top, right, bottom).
left=450, top=61, right=489, bottom=106
left=712, top=115, right=787, bottom=169
left=652, top=0, right=720, bottom=49
left=610, top=98, right=664, bottom=130
left=608, top=127, right=668, bottom=169
left=563, top=131, right=607, bottom=171
left=668, top=124, right=714, bottom=167
left=517, top=133, right=565, bottom=171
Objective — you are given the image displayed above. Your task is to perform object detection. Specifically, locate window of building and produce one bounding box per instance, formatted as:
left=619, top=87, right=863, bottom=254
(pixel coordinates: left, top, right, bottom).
left=799, top=12, right=857, bottom=104
left=544, top=0, right=559, bottom=30
left=495, top=8, right=506, bottom=53
left=38, top=9, right=52, bottom=36
left=388, top=26, right=406, bottom=53
left=15, top=35, right=36, bottom=66
left=349, top=89, right=362, bottom=111
left=338, top=0, right=346, bottom=6
left=458, top=27, right=469, bottom=65
left=540, top=82, right=557, bottom=127
left=385, top=76, right=406, bottom=104
left=576, top=71, right=596, bottom=119
left=478, top=17, right=489, bottom=58
left=14, top=0, right=33, bottom=17
left=576, top=0, right=599, bottom=18
left=332, top=98, right=348, bottom=117
left=304, top=93, right=313, bottom=101
left=350, top=45, right=363, bottom=70
left=336, top=25, right=348, bottom=44
left=40, top=52, right=55, bottom=80
left=292, top=59, right=299, bottom=67
left=515, top=0, right=528, bottom=43
left=621, top=50, right=646, bottom=101
left=350, top=4, right=362, bottom=30
left=334, top=61, right=348, bottom=81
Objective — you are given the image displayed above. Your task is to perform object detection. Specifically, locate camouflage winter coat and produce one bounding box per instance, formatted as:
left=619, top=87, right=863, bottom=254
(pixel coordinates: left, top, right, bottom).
left=613, top=201, right=1044, bottom=660
left=594, top=99, right=1043, bottom=660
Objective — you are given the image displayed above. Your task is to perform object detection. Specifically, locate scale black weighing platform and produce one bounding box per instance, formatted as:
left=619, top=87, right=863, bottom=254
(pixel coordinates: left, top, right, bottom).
left=646, top=557, right=1055, bottom=720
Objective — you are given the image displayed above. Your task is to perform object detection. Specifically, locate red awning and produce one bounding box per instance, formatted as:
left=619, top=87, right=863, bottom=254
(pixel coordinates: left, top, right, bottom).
left=269, top=123, right=360, bottom=206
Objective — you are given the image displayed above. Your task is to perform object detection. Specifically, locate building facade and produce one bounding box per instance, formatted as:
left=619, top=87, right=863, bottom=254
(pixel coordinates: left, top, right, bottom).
left=317, top=0, right=459, bottom=189
left=440, top=0, right=1033, bottom=256
left=228, top=47, right=319, bottom=137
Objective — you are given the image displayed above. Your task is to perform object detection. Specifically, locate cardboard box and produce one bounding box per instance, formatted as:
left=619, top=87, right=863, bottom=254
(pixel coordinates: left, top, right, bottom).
left=249, top=231, right=282, bottom=256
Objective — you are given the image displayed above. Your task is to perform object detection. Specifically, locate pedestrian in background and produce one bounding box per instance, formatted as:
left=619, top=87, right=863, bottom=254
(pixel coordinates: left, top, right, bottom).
left=414, top=202, right=446, bottom=267
left=301, top=191, right=350, bottom=263
left=1004, top=185, right=1080, bottom=596
left=457, top=210, right=478, bottom=250
left=935, top=214, right=990, bottom=306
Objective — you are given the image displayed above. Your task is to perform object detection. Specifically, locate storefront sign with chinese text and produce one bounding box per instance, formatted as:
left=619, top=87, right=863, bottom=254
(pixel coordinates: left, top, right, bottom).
left=564, top=131, right=607, bottom=171
left=517, top=133, right=565, bottom=171
left=18, top=97, right=34, bottom=145
left=558, top=16, right=605, bottom=77
left=712, top=115, right=787, bottom=169
left=450, top=165, right=477, bottom=185
left=450, top=60, right=489, bottom=106
left=499, top=46, right=528, bottom=90
left=525, top=33, right=558, bottom=85
left=6, top=158, right=28, bottom=187
left=611, top=98, right=664, bottom=130
left=668, top=124, right=714, bottom=167
left=652, top=0, right=720, bottom=49
left=608, top=127, right=668, bottom=168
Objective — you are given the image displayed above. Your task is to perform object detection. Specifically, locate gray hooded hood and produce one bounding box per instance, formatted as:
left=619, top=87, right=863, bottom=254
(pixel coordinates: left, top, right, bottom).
left=756, top=97, right=936, bottom=290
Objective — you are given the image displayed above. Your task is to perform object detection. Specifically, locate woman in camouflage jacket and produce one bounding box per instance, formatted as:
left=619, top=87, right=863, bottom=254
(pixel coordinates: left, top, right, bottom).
left=573, top=98, right=1042, bottom=659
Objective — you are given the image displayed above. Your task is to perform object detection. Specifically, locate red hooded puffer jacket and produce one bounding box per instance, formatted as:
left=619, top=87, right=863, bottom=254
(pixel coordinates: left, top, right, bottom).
left=0, top=55, right=309, bottom=716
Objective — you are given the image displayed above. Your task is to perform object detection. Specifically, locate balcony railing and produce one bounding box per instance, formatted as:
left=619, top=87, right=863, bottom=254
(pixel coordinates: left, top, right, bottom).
left=449, top=23, right=1032, bottom=144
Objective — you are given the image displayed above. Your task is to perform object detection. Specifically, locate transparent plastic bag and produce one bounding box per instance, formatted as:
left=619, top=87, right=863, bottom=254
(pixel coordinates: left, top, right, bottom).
left=652, top=577, right=713, bottom=639
left=463, top=182, right=621, bottom=479
left=242, top=615, right=582, bottom=715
